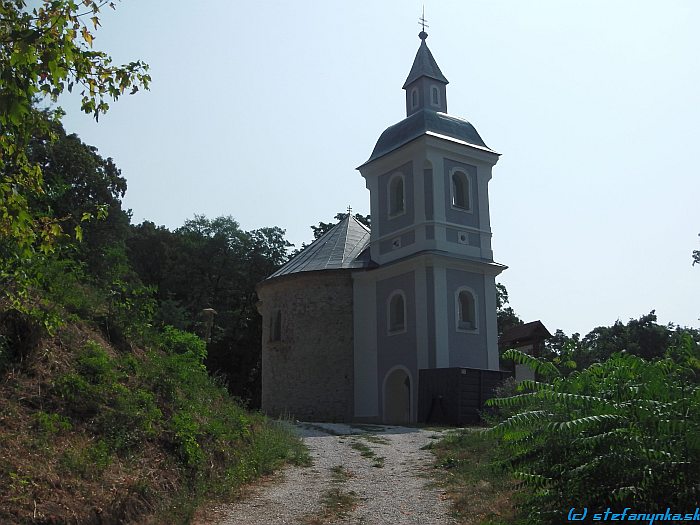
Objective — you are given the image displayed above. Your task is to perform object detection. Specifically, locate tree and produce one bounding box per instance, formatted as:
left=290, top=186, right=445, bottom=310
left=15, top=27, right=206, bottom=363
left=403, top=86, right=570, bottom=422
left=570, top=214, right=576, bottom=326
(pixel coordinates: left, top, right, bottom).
left=310, top=212, right=371, bottom=240
left=1, top=0, right=150, bottom=307
left=495, top=282, right=522, bottom=336
left=487, top=348, right=700, bottom=522
left=27, top=121, right=131, bottom=280
left=126, top=215, right=292, bottom=405
left=580, top=311, right=671, bottom=365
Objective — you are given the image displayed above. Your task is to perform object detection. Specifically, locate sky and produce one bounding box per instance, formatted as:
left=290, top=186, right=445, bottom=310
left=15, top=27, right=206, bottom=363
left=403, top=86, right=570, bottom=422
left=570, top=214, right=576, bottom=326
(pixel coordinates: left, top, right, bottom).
left=60, top=0, right=700, bottom=337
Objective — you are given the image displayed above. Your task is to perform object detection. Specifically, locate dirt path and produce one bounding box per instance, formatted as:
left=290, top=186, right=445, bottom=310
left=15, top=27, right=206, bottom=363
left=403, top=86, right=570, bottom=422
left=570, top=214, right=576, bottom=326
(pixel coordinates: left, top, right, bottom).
left=200, top=422, right=455, bottom=525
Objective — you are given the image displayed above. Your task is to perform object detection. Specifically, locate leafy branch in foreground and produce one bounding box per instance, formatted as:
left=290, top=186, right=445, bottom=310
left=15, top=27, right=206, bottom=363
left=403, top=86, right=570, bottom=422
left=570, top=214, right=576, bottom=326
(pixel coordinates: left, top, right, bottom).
left=486, top=344, right=700, bottom=524
left=1, top=0, right=150, bottom=311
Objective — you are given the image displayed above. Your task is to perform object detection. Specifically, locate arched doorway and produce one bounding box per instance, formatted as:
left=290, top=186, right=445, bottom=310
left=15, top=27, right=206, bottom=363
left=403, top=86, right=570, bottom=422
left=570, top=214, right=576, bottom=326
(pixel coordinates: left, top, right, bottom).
left=383, top=368, right=411, bottom=424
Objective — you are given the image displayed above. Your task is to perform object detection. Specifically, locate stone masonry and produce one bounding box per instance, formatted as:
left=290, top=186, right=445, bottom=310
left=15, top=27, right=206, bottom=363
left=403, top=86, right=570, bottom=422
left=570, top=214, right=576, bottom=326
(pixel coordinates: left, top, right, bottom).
left=257, top=270, right=354, bottom=422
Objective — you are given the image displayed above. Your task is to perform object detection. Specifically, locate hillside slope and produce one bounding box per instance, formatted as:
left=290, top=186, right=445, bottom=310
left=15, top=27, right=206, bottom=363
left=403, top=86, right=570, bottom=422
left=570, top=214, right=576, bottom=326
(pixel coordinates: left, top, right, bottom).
left=0, top=310, right=307, bottom=524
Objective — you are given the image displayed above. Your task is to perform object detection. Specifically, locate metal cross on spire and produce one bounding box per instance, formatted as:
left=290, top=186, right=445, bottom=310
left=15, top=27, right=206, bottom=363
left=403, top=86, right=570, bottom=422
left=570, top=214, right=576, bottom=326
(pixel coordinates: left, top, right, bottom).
left=419, top=6, right=429, bottom=40
left=347, top=205, right=353, bottom=215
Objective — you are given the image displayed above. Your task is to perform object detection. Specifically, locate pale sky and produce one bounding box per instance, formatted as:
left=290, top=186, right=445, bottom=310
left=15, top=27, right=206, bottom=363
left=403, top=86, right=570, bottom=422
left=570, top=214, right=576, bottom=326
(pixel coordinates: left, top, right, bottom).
left=60, top=1, right=700, bottom=337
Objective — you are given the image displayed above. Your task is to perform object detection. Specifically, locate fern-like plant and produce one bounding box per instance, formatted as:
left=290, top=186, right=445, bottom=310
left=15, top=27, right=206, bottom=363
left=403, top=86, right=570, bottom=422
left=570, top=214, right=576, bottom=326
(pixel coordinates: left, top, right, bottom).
left=486, top=344, right=700, bottom=524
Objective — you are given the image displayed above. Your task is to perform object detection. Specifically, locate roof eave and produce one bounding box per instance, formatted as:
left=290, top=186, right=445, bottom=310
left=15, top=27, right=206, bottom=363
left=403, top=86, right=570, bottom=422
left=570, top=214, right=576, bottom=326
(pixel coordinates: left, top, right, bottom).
left=358, top=131, right=500, bottom=170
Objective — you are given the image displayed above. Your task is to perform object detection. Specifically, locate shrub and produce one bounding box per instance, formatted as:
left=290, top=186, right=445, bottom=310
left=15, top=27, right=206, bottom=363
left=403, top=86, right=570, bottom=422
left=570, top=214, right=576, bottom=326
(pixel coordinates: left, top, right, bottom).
left=59, top=440, right=112, bottom=479
left=487, top=348, right=700, bottom=524
left=33, top=411, right=72, bottom=435
left=159, top=326, right=206, bottom=364
left=98, top=385, right=162, bottom=452
left=77, top=340, right=118, bottom=383
left=171, top=412, right=204, bottom=467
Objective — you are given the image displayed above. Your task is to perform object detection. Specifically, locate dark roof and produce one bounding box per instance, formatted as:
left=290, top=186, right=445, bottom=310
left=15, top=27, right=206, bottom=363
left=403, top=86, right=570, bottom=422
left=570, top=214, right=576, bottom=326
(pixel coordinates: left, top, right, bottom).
left=266, top=215, right=372, bottom=280
left=403, top=38, right=448, bottom=88
left=363, top=109, right=496, bottom=165
left=499, top=321, right=553, bottom=345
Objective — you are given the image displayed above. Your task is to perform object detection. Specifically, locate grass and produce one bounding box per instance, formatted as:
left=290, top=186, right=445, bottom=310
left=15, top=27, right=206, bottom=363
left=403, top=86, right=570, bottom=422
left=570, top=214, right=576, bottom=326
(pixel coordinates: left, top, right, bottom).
left=429, top=428, right=523, bottom=525
left=350, top=439, right=385, bottom=468
left=358, top=433, right=390, bottom=445
left=302, top=465, right=358, bottom=524
left=330, top=464, right=353, bottom=483
left=301, top=487, right=359, bottom=524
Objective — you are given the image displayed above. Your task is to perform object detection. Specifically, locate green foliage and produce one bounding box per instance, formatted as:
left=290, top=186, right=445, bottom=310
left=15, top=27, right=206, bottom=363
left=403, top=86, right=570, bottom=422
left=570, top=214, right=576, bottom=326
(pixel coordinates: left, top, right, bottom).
left=101, top=279, right=156, bottom=347
left=310, top=212, right=371, bottom=240
left=33, top=411, right=72, bottom=435
left=496, top=283, right=523, bottom=337
left=1, top=0, right=149, bottom=311
left=59, top=440, right=112, bottom=479
left=543, top=312, right=700, bottom=374
left=77, top=339, right=117, bottom=382
left=99, top=384, right=162, bottom=452
left=38, top=257, right=105, bottom=319
left=126, top=215, right=292, bottom=405
left=0, top=334, right=9, bottom=370
left=159, top=325, right=206, bottom=364
left=171, top=412, right=204, bottom=467
left=487, top=349, right=700, bottom=524
left=432, top=429, right=523, bottom=524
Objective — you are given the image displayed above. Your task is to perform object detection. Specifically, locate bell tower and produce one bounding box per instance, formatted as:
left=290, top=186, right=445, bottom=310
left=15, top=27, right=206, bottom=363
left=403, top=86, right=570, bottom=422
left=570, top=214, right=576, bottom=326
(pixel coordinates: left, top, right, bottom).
left=352, top=28, right=506, bottom=424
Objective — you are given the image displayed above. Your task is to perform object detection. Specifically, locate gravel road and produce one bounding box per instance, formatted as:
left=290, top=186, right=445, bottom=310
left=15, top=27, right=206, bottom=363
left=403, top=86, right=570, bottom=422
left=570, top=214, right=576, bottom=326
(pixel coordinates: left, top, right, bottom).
left=202, top=422, right=456, bottom=525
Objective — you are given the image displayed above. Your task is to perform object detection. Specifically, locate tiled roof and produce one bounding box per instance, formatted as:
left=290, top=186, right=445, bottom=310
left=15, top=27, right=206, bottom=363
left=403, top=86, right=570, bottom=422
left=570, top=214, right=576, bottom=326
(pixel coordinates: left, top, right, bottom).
left=267, top=215, right=372, bottom=279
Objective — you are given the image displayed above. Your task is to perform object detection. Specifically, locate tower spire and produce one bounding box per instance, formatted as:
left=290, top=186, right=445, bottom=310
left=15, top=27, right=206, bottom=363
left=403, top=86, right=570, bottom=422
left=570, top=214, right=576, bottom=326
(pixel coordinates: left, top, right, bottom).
left=402, top=12, right=448, bottom=116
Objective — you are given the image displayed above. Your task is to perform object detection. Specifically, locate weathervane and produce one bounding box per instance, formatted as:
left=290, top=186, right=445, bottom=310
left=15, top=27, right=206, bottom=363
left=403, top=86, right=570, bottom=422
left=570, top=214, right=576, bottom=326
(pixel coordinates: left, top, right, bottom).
left=419, top=6, right=429, bottom=40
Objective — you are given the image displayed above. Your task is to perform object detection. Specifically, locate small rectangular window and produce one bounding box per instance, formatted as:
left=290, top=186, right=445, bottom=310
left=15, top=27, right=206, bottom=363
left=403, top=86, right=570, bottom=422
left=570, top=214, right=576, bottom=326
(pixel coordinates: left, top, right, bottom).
left=270, top=310, right=282, bottom=341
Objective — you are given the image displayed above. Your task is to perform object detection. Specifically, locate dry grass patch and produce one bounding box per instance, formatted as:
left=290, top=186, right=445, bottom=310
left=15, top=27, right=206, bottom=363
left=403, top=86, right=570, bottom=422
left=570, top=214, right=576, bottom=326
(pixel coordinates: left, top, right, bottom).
left=429, top=428, right=524, bottom=525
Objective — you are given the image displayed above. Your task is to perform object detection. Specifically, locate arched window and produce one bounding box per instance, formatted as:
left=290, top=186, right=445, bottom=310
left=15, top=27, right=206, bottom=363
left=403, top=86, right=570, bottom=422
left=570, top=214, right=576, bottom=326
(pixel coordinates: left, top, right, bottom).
left=388, top=174, right=405, bottom=216
left=410, top=87, right=418, bottom=109
left=451, top=170, right=471, bottom=210
left=431, top=85, right=440, bottom=106
left=270, top=309, right=281, bottom=341
left=388, top=291, right=406, bottom=333
left=456, top=289, right=477, bottom=331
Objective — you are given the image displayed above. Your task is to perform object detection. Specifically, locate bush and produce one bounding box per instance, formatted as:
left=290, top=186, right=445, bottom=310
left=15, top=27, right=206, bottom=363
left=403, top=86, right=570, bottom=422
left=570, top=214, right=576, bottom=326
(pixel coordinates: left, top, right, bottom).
left=59, top=440, right=112, bottom=479
left=33, top=411, right=72, bottom=435
left=159, top=325, right=206, bottom=363
left=487, top=348, right=700, bottom=524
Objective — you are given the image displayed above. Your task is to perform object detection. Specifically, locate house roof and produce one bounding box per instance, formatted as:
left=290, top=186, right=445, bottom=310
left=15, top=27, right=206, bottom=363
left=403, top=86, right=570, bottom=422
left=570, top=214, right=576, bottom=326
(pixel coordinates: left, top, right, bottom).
left=402, top=32, right=449, bottom=88
left=266, top=215, right=373, bottom=280
left=499, top=320, right=553, bottom=346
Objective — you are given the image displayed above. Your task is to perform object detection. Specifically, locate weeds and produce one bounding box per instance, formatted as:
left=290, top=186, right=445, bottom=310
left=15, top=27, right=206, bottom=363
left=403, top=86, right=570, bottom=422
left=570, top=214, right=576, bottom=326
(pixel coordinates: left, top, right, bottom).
left=350, top=439, right=385, bottom=468
left=302, top=465, right=358, bottom=524
left=431, top=429, right=522, bottom=525
left=330, top=464, right=353, bottom=483
left=358, top=433, right=390, bottom=445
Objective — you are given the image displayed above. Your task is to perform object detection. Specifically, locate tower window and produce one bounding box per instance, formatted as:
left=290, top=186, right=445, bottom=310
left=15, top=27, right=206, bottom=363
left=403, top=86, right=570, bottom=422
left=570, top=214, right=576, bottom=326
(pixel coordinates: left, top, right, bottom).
left=270, top=309, right=282, bottom=341
left=456, top=288, right=477, bottom=331
left=388, top=173, right=405, bottom=217
left=410, top=87, right=418, bottom=109
left=451, top=170, right=471, bottom=211
left=431, top=86, right=440, bottom=106
left=388, top=291, right=406, bottom=334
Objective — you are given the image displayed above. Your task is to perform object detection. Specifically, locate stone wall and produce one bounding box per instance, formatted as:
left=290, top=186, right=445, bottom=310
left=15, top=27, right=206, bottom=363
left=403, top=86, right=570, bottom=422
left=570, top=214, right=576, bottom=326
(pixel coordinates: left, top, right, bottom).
left=257, top=270, right=354, bottom=422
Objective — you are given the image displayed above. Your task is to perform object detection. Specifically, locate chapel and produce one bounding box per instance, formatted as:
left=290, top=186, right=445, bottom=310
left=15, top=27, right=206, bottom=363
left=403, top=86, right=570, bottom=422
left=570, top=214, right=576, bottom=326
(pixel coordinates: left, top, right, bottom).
left=256, top=29, right=506, bottom=424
